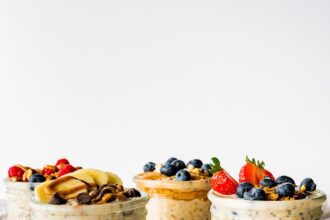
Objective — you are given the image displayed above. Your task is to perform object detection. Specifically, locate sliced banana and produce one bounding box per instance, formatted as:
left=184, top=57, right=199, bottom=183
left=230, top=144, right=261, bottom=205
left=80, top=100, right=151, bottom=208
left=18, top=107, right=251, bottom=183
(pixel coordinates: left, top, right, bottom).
left=72, top=169, right=109, bottom=186
left=66, top=170, right=96, bottom=186
left=35, top=177, right=88, bottom=203
left=106, top=171, right=122, bottom=185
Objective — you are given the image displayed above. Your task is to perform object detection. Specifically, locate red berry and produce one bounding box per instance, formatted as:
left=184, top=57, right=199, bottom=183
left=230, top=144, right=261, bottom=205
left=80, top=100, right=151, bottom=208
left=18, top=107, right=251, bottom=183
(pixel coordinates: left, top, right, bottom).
left=210, top=157, right=239, bottom=195
left=55, top=158, right=70, bottom=169
left=8, top=165, right=25, bottom=181
left=41, top=165, right=56, bottom=177
left=57, top=164, right=77, bottom=177
left=239, top=156, right=274, bottom=186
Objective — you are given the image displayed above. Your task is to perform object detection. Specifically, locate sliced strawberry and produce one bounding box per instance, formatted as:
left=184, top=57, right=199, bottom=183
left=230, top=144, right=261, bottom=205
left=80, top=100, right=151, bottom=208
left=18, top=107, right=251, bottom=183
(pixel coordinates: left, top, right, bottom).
left=57, top=164, right=77, bottom=177
left=239, top=156, right=274, bottom=186
left=55, top=158, right=70, bottom=170
left=210, top=157, right=239, bottom=195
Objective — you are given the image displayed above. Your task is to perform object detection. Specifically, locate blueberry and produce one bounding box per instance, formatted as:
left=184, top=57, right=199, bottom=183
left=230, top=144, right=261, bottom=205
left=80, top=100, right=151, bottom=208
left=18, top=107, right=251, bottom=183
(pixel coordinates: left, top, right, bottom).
left=300, top=178, right=316, bottom=192
left=143, top=162, right=156, bottom=172
left=275, top=183, right=296, bottom=197
left=201, top=163, right=212, bottom=176
left=160, top=164, right=178, bottom=176
left=164, top=157, right=177, bottom=165
left=29, top=173, right=46, bottom=190
left=175, top=169, right=191, bottom=181
left=171, top=160, right=186, bottom=170
left=236, top=182, right=254, bottom=198
left=259, top=177, right=277, bottom=188
left=187, top=159, right=203, bottom=169
left=243, top=188, right=266, bottom=201
left=276, top=175, right=296, bottom=185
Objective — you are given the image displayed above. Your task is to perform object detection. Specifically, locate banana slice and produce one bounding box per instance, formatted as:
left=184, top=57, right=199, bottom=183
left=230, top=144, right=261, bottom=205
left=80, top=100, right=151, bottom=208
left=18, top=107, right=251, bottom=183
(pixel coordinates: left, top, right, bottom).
left=66, top=170, right=96, bottom=187
left=72, top=169, right=109, bottom=186
left=106, top=171, right=122, bottom=185
left=35, top=177, right=88, bottom=203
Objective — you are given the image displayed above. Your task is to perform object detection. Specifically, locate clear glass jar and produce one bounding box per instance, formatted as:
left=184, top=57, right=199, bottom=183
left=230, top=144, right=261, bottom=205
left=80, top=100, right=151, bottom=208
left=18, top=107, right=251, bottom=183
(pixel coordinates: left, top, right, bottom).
left=133, top=175, right=211, bottom=220
left=208, top=189, right=327, bottom=220
left=4, top=179, right=38, bottom=220
left=30, top=193, right=149, bottom=220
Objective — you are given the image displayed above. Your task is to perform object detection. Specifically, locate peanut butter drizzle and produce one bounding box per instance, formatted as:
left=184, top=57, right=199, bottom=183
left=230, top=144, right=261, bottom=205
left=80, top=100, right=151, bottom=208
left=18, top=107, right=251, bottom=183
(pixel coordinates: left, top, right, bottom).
left=139, top=186, right=209, bottom=201
left=136, top=172, right=211, bottom=201
left=46, top=175, right=96, bottom=196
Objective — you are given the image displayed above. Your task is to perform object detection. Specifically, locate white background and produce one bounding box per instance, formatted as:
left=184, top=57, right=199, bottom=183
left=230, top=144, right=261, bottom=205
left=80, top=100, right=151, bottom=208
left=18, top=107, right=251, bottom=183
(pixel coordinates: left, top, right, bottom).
left=0, top=0, right=329, bottom=200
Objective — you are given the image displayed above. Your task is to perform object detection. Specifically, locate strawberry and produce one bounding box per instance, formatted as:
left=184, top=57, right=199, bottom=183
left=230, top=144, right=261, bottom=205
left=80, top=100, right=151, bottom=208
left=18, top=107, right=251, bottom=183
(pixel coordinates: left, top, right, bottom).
left=8, top=165, right=25, bottom=181
left=210, top=157, right=239, bottom=195
left=57, top=164, right=77, bottom=177
left=41, top=165, right=56, bottom=178
left=239, top=156, right=275, bottom=186
left=55, top=158, right=70, bottom=170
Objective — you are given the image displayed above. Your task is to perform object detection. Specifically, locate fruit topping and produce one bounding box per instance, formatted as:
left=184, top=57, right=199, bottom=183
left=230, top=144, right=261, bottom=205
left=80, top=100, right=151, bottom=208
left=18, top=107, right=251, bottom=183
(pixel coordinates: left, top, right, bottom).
left=201, top=163, right=212, bottom=176
left=36, top=169, right=140, bottom=206
left=55, top=158, right=70, bottom=170
left=210, top=157, right=239, bottom=195
left=259, top=176, right=278, bottom=188
left=187, top=159, right=203, bottom=169
left=275, top=175, right=296, bottom=185
left=236, top=182, right=254, bottom=198
left=243, top=188, right=267, bottom=201
left=275, top=183, right=296, bottom=198
left=8, top=165, right=25, bottom=181
left=239, top=156, right=274, bottom=186
left=41, top=165, right=57, bottom=179
left=175, top=169, right=191, bottom=181
left=57, top=164, right=77, bottom=177
left=171, top=160, right=186, bottom=170
left=29, top=174, right=46, bottom=190
left=143, top=162, right=156, bottom=172
left=300, top=178, right=316, bottom=192
left=164, top=157, right=177, bottom=165
left=160, top=164, right=178, bottom=177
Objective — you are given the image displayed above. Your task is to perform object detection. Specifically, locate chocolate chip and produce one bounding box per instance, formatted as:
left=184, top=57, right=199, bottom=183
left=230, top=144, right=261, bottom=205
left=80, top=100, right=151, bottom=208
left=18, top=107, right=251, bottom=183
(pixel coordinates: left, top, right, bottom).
left=77, top=192, right=92, bottom=204
left=126, top=188, right=141, bottom=197
left=49, top=192, right=66, bottom=205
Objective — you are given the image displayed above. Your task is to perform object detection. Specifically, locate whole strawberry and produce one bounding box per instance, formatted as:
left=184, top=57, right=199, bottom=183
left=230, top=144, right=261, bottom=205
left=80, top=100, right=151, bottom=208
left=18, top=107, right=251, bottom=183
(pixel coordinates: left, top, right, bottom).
left=210, top=157, right=239, bottom=195
left=57, top=164, right=77, bottom=177
left=239, top=156, right=274, bottom=186
left=8, top=165, right=25, bottom=181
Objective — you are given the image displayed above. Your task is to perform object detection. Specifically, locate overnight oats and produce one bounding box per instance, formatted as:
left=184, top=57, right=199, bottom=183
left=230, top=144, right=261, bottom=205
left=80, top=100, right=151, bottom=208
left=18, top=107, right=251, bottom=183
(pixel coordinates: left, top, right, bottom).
left=134, top=157, right=212, bottom=220
left=208, top=156, right=327, bottom=220
left=4, top=158, right=79, bottom=220
left=31, top=168, right=148, bottom=220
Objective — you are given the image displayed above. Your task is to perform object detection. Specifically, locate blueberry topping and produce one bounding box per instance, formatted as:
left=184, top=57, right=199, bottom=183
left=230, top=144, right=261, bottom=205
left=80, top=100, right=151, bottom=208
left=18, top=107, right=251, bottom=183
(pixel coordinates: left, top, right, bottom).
left=29, top=173, right=46, bottom=190
left=236, top=182, right=254, bottom=198
left=187, top=159, right=203, bottom=169
left=171, top=160, right=186, bottom=170
left=201, top=163, right=212, bottom=176
left=160, top=164, right=178, bottom=176
left=276, top=175, right=296, bottom=185
left=300, top=178, right=316, bottom=192
left=164, top=157, right=177, bottom=165
left=175, top=169, right=191, bottom=181
left=243, top=188, right=266, bottom=201
left=143, top=162, right=156, bottom=172
left=259, top=177, right=278, bottom=188
left=275, top=183, right=296, bottom=197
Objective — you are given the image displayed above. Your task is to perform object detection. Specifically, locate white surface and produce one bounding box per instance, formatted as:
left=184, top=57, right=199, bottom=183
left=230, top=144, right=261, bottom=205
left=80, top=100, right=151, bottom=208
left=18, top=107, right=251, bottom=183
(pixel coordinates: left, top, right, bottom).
left=0, top=0, right=329, bottom=201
